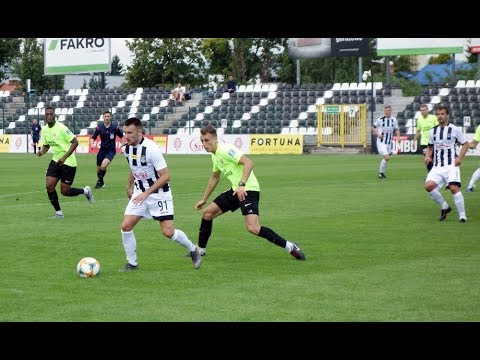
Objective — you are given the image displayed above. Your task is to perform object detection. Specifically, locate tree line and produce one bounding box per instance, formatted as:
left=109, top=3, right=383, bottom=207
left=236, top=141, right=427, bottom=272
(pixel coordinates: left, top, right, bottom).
left=1, top=38, right=478, bottom=96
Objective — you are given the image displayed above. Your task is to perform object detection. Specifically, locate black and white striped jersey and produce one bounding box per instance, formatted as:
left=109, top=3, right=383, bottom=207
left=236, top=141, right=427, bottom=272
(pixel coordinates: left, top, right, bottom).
left=373, top=116, right=399, bottom=145
left=428, top=123, right=467, bottom=167
left=122, top=137, right=170, bottom=193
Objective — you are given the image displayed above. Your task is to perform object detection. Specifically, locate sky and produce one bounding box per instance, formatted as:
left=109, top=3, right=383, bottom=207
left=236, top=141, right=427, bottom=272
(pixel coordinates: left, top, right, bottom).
left=110, top=38, right=133, bottom=68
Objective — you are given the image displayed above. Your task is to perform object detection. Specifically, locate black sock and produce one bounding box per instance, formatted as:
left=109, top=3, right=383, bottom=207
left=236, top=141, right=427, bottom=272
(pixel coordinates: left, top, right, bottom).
left=98, top=169, right=106, bottom=183
left=198, top=218, right=213, bottom=249
left=47, top=190, right=61, bottom=211
left=64, top=187, right=84, bottom=196
left=258, top=226, right=287, bottom=248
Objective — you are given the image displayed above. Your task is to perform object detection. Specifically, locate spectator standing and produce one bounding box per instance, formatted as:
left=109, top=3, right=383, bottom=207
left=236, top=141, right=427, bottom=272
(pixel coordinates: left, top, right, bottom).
left=413, top=104, right=438, bottom=172
left=372, top=105, right=401, bottom=179
left=31, top=118, right=42, bottom=154
left=424, top=106, right=469, bottom=222
left=192, top=125, right=305, bottom=260
left=37, top=106, right=94, bottom=219
left=119, top=117, right=202, bottom=271
left=90, top=110, right=124, bottom=189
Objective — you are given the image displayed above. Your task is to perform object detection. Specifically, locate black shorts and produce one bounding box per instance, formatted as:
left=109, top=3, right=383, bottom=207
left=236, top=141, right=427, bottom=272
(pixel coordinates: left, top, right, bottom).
left=213, top=188, right=260, bottom=216
left=32, top=136, right=39, bottom=143
left=46, top=160, right=77, bottom=185
left=97, top=149, right=116, bottom=166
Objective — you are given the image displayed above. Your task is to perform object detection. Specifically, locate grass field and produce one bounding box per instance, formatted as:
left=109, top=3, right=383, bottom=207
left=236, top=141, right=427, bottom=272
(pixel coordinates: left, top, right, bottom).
left=0, top=152, right=479, bottom=323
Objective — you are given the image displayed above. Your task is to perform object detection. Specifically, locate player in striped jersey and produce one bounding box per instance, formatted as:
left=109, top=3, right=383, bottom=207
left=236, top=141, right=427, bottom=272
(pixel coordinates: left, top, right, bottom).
left=119, top=117, right=201, bottom=270
left=372, top=105, right=401, bottom=179
left=424, top=106, right=469, bottom=222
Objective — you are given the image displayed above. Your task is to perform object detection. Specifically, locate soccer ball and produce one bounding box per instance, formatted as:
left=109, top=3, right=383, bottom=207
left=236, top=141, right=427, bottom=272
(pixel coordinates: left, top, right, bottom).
left=77, top=257, right=100, bottom=278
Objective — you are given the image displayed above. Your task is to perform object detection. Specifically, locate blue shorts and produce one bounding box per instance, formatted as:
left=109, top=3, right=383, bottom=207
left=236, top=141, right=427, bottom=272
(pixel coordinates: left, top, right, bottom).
left=97, top=149, right=116, bottom=166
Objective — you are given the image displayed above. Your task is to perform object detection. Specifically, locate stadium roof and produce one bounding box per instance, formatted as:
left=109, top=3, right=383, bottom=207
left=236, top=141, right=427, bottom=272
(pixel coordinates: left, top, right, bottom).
left=410, top=62, right=474, bottom=85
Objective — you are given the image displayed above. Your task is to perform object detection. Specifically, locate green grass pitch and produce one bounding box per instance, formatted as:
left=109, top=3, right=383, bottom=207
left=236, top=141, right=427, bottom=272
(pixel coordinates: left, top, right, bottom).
left=0, top=153, right=479, bottom=322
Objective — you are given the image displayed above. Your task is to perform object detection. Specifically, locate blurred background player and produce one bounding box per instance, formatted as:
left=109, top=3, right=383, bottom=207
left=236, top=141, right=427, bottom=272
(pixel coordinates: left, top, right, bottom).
left=372, top=105, right=401, bottom=179
left=90, top=110, right=123, bottom=189
left=31, top=118, right=41, bottom=154
left=413, top=103, right=438, bottom=173
left=38, top=106, right=93, bottom=219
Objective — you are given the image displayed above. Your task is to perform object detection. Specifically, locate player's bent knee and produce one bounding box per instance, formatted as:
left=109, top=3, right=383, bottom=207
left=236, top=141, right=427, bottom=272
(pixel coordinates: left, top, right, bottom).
left=202, top=208, right=217, bottom=220
left=246, top=225, right=260, bottom=235
left=121, top=223, right=134, bottom=232
left=163, top=229, right=175, bottom=239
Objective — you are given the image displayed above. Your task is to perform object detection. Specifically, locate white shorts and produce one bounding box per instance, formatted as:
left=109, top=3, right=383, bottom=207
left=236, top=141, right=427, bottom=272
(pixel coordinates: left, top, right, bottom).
left=426, top=165, right=461, bottom=188
left=376, top=139, right=392, bottom=156
left=124, top=191, right=174, bottom=219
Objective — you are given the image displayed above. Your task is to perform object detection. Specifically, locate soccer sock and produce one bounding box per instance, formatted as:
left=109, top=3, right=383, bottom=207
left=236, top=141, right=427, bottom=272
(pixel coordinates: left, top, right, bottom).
left=198, top=218, right=213, bottom=249
left=258, top=226, right=287, bottom=248
left=171, top=229, right=196, bottom=251
left=47, top=190, right=61, bottom=211
left=428, top=188, right=447, bottom=208
left=64, top=187, right=85, bottom=196
left=121, top=230, right=138, bottom=266
left=379, top=159, right=387, bottom=174
left=98, top=169, right=106, bottom=183
left=453, top=191, right=466, bottom=218
left=468, top=168, right=480, bottom=189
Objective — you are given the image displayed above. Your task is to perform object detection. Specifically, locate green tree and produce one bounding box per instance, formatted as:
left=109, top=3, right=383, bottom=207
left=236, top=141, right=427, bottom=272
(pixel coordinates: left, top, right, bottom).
left=199, top=38, right=287, bottom=85
left=392, top=55, right=416, bottom=73
left=0, top=38, right=21, bottom=81
left=87, top=74, right=107, bottom=90
left=276, top=38, right=382, bottom=85
left=428, top=54, right=451, bottom=64
left=252, top=38, right=286, bottom=83
left=11, top=38, right=65, bottom=94
left=202, top=38, right=232, bottom=79
left=276, top=51, right=296, bottom=84
left=109, top=54, right=124, bottom=75
left=125, top=38, right=206, bottom=88
left=231, top=38, right=256, bottom=83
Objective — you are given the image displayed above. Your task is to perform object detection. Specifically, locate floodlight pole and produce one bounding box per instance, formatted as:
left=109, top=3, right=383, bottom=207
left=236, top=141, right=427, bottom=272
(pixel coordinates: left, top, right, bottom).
left=371, top=67, right=375, bottom=127
left=363, top=69, right=375, bottom=127
left=26, top=92, right=30, bottom=154
left=0, top=104, right=4, bottom=130
left=296, top=59, right=301, bottom=86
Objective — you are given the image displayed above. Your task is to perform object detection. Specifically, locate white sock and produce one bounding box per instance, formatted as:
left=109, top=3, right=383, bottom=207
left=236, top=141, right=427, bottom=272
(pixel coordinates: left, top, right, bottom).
left=453, top=192, right=466, bottom=218
left=379, top=159, right=387, bottom=174
left=171, top=229, right=196, bottom=252
left=121, top=230, right=137, bottom=266
left=468, top=168, right=480, bottom=189
left=428, top=188, right=447, bottom=208
left=285, top=241, right=294, bottom=253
